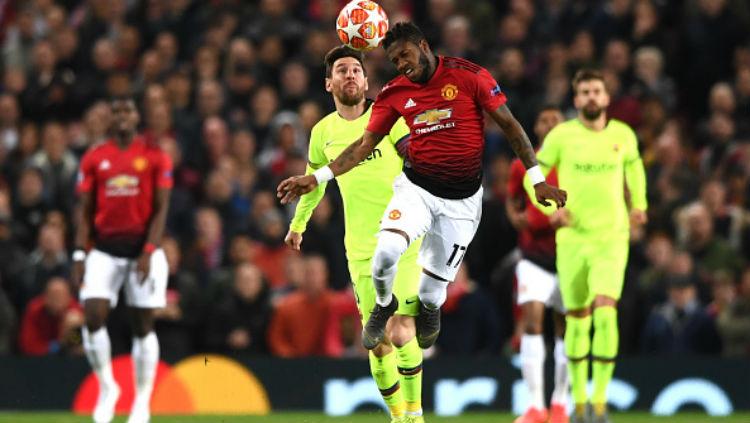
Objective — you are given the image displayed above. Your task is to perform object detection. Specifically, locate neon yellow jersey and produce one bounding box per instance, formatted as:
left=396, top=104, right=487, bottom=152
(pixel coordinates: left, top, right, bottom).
left=290, top=103, right=410, bottom=261
left=526, top=118, right=647, bottom=243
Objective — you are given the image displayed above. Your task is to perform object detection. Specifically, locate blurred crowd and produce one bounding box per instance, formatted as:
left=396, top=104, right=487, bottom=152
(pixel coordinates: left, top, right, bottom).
left=1, top=0, right=750, bottom=359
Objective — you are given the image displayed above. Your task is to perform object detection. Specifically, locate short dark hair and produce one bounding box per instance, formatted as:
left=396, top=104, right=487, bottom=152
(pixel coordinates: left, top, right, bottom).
left=571, top=68, right=606, bottom=94
left=382, top=22, right=426, bottom=51
left=324, top=46, right=365, bottom=78
left=538, top=104, right=562, bottom=114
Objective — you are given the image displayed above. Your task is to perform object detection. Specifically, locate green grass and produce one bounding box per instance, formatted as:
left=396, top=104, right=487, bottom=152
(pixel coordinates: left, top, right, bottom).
left=0, top=412, right=748, bottom=423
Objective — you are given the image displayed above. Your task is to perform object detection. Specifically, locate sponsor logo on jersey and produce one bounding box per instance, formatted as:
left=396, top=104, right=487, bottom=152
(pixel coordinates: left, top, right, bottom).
left=413, top=108, right=452, bottom=125
left=388, top=209, right=401, bottom=220
left=573, top=162, right=618, bottom=173
left=441, top=83, right=458, bottom=100
left=105, top=174, right=140, bottom=196
left=133, top=157, right=148, bottom=172
left=404, top=98, right=417, bottom=109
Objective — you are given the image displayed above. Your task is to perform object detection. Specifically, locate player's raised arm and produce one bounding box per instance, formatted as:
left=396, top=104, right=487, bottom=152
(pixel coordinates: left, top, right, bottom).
left=487, top=104, right=567, bottom=208
left=276, top=129, right=385, bottom=204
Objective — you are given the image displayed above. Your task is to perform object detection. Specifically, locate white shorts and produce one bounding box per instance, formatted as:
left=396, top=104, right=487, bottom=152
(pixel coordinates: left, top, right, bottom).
left=380, top=173, right=482, bottom=281
left=80, top=248, right=168, bottom=308
left=515, top=258, right=565, bottom=313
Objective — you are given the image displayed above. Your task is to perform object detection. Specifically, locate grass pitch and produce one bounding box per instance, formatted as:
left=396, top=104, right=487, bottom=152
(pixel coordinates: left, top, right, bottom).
left=0, top=412, right=748, bottom=423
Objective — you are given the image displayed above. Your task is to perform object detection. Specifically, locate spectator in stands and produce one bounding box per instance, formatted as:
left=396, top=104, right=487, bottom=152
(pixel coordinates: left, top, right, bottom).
left=206, top=263, right=272, bottom=354
left=27, top=121, right=78, bottom=213
left=18, top=277, right=82, bottom=356
left=17, top=223, right=69, bottom=310
left=12, top=166, right=48, bottom=251
left=154, top=236, right=202, bottom=358
left=717, top=267, right=750, bottom=356
left=267, top=254, right=340, bottom=357
left=641, top=275, right=722, bottom=355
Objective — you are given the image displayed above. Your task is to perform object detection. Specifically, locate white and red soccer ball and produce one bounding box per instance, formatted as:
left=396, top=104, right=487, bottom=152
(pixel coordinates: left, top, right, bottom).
left=336, top=1, right=389, bottom=52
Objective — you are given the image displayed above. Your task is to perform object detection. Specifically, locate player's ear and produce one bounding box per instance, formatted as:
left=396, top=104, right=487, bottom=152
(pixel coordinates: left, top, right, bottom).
left=325, top=78, right=332, bottom=93
left=364, top=76, right=368, bottom=92
left=419, top=39, right=431, bottom=55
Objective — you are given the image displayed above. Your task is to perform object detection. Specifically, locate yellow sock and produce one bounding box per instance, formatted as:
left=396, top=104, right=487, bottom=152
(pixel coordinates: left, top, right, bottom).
left=370, top=350, right=405, bottom=417
left=396, top=338, right=423, bottom=415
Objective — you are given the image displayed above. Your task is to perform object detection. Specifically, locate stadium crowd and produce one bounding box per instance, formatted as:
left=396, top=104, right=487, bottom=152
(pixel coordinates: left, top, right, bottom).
left=1, top=0, right=750, bottom=359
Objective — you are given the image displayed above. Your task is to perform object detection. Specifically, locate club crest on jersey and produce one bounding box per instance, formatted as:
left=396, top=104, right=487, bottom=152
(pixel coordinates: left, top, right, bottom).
left=413, top=108, right=452, bottom=125
left=613, top=144, right=620, bottom=152
left=441, top=83, right=458, bottom=100
left=388, top=209, right=401, bottom=220
left=133, top=157, right=148, bottom=171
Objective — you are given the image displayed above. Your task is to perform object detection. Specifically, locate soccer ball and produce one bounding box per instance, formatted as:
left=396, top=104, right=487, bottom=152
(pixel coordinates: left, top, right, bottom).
left=336, top=1, right=389, bottom=52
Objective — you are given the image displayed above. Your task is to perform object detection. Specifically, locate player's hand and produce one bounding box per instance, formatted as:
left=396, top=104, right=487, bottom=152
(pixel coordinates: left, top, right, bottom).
left=534, top=182, right=567, bottom=208
left=630, top=209, right=648, bottom=226
left=277, top=175, right=318, bottom=204
left=136, top=252, right=151, bottom=284
left=550, top=208, right=571, bottom=229
left=285, top=230, right=303, bottom=250
left=71, top=260, right=85, bottom=291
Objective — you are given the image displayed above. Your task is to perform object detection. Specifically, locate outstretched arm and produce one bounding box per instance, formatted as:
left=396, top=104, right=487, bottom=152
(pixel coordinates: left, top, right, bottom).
left=487, top=104, right=567, bottom=208
left=277, top=130, right=385, bottom=204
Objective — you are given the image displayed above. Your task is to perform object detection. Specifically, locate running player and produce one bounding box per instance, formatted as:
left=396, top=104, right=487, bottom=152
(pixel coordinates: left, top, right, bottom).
left=278, top=22, right=566, bottom=351
left=286, top=46, right=425, bottom=423
left=508, top=106, right=568, bottom=423
left=72, top=96, right=172, bottom=423
left=525, top=69, right=647, bottom=423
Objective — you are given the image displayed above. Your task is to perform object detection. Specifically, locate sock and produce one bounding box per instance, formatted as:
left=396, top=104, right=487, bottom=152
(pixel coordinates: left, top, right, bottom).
left=372, top=231, right=408, bottom=306
left=369, top=350, right=405, bottom=417
left=82, top=327, right=116, bottom=388
left=565, top=315, right=592, bottom=409
left=591, top=307, right=618, bottom=409
left=396, top=338, right=423, bottom=415
left=520, top=334, right=546, bottom=410
left=551, top=337, right=569, bottom=406
left=131, top=332, right=159, bottom=409
left=417, top=272, right=448, bottom=310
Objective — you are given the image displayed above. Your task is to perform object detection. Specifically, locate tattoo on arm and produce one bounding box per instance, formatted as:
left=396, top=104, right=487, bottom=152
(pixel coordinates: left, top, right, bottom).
left=507, top=128, right=538, bottom=169
left=490, top=104, right=538, bottom=169
left=329, top=131, right=384, bottom=176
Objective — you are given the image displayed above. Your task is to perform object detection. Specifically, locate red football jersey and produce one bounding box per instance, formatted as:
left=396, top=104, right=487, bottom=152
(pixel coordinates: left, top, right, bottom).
left=77, top=136, right=172, bottom=255
left=507, top=158, right=557, bottom=265
left=367, top=56, right=507, bottom=199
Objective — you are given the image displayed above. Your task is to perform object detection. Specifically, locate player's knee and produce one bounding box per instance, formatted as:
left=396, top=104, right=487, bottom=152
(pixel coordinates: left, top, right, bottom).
left=373, top=231, right=408, bottom=274
left=522, top=319, right=544, bottom=335
left=388, top=325, right=416, bottom=347
left=418, top=272, right=448, bottom=309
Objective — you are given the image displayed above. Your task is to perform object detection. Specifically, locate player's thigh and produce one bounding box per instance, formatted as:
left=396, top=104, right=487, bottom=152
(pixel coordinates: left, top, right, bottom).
left=379, top=173, right=432, bottom=244
left=515, top=259, right=557, bottom=307
left=392, top=248, right=421, bottom=317
left=556, top=242, right=592, bottom=310
left=124, top=249, right=168, bottom=308
left=588, top=239, right=629, bottom=301
left=81, top=249, right=128, bottom=308
left=419, top=188, right=482, bottom=281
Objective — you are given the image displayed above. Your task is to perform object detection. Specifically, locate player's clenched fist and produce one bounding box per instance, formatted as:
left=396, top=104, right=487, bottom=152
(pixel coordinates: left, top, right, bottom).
left=277, top=174, right=319, bottom=204
left=285, top=230, right=303, bottom=250
left=534, top=182, right=567, bottom=208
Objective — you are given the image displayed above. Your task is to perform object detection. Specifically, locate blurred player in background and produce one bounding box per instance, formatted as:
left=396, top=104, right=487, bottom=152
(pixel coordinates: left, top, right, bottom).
left=285, top=46, right=425, bottom=423
left=526, top=69, right=647, bottom=423
left=278, top=22, right=567, bottom=354
left=72, top=97, right=172, bottom=423
left=507, top=106, right=568, bottom=423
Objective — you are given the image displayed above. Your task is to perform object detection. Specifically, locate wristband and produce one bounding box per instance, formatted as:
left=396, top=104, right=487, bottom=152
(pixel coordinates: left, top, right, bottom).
left=143, top=242, right=157, bottom=254
left=312, top=165, right=334, bottom=184
left=527, top=165, right=545, bottom=185
left=72, top=250, right=86, bottom=262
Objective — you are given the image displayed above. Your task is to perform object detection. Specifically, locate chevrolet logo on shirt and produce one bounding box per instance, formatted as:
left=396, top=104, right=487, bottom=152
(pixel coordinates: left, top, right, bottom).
left=413, top=108, right=452, bottom=125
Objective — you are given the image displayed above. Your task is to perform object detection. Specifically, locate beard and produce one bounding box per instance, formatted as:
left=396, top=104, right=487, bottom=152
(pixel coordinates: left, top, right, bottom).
left=337, top=86, right=364, bottom=106
left=582, top=104, right=604, bottom=121
left=412, top=52, right=432, bottom=84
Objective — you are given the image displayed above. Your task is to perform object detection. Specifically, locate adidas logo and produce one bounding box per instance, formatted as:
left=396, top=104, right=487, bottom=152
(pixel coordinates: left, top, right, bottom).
left=404, top=98, right=416, bottom=109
